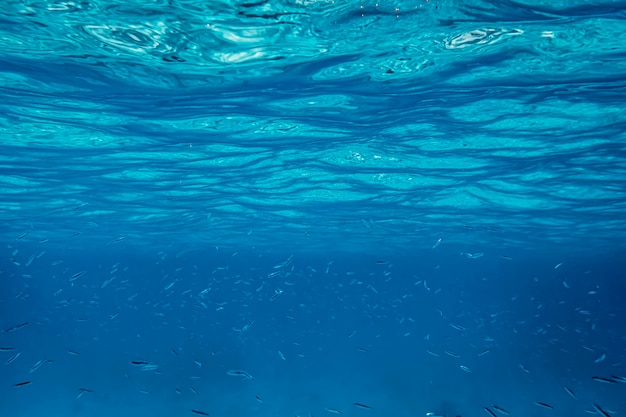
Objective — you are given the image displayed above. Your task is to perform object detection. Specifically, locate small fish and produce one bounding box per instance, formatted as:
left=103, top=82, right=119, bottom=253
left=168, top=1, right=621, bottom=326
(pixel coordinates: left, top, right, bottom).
left=460, top=365, right=472, bottom=373
left=76, top=388, right=94, bottom=399
left=353, top=402, right=373, bottom=409
left=131, top=361, right=150, bottom=365
left=534, top=402, right=554, bottom=409
left=593, top=403, right=610, bottom=417
left=270, top=289, right=283, bottom=301
left=4, top=322, right=29, bottom=333
left=29, top=358, right=47, bottom=373
left=563, top=386, right=577, bottom=399
left=191, top=409, right=210, bottom=416
left=592, top=376, right=617, bottom=384
left=484, top=407, right=497, bottom=417
left=449, top=323, right=466, bottom=331
left=594, top=353, right=606, bottom=363
left=226, top=369, right=253, bottom=380
left=6, top=352, right=21, bottom=364
left=492, top=405, right=510, bottom=415
left=325, top=408, right=343, bottom=414
left=478, top=349, right=491, bottom=357
left=67, top=350, right=81, bottom=356
left=106, top=236, right=126, bottom=245
left=70, top=271, right=86, bottom=281
left=14, top=381, right=31, bottom=387
left=101, top=276, right=117, bottom=288
left=0, top=347, right=14, bottom=351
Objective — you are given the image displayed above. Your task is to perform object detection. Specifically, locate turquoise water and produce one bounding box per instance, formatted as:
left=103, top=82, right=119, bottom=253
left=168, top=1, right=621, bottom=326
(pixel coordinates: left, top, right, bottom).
left=1, top=1, right=625, bottom=417
left=1, top=0, right=625, bottom=253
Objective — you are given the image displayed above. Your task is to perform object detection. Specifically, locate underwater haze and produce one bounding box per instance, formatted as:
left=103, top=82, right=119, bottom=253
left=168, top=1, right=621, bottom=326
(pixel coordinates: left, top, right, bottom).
left=1, top=0, right=625, bottom=417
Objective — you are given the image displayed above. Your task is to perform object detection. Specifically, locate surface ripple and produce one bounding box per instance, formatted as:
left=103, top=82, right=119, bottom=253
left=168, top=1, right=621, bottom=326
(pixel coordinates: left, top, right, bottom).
left=1, top=0, right=625, bottom=253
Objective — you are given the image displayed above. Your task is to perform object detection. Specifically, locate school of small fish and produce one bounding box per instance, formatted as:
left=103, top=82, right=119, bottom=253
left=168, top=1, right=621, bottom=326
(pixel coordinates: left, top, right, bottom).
left=2, top=240, right=623, bottom=417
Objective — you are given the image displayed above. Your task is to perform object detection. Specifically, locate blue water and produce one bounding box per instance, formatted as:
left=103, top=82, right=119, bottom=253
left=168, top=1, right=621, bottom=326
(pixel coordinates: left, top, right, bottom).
left=1, top=0, right=626, bottom=416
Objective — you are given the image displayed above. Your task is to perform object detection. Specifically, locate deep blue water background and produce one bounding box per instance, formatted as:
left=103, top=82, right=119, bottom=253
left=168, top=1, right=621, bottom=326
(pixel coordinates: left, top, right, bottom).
left=1, top=0, right=626, bottom=416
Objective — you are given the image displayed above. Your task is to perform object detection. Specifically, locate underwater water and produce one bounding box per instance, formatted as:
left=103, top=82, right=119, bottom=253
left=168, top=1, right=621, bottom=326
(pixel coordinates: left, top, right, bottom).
left=1, top=0, right=625, bottom=416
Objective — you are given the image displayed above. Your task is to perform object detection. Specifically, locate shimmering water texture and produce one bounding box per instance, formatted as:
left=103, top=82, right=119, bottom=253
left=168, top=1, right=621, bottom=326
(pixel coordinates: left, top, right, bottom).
left=1, top=2, right=626, bottom=417
left=1, top=1, right=626, bottom=252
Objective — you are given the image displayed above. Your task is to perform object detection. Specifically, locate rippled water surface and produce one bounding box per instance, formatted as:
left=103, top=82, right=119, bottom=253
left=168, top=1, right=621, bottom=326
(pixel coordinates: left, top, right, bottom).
left=1, top=3, right=626, bottom=416
left=2, top=0, right=625, bottom=253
